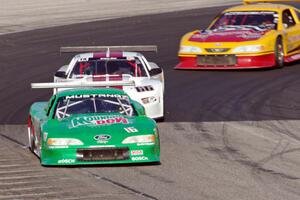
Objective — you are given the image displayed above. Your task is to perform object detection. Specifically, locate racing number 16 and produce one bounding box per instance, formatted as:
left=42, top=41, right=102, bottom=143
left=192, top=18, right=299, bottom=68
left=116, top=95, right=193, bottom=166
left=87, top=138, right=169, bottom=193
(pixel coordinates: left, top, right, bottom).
left=124, top=127, right=138, bottom=133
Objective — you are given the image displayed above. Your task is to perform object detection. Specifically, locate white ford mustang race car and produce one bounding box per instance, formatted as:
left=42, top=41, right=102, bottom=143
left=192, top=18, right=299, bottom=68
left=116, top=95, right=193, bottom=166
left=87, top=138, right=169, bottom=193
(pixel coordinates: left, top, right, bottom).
left=53, top=46, right=164, bottom=120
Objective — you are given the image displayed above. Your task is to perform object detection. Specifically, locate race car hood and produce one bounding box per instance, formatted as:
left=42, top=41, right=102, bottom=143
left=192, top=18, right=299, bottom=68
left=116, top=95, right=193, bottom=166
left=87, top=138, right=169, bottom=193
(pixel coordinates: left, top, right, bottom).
left=44, top=114, right=156, bottom=146
left=189, top=29, right=269, bottom=43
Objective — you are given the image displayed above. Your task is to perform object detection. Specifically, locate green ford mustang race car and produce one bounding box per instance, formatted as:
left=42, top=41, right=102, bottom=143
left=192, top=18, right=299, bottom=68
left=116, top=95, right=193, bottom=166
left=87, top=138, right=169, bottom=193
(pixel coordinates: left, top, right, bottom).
left=28, top=87, right=160, bottom=166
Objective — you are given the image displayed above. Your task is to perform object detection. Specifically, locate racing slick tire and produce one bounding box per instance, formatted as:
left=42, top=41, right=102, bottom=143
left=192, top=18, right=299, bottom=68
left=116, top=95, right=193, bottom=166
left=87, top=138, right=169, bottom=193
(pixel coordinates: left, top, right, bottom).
left=156, top=116, right=164, bottom=122
left=28, top=119, right=36, bottom=153
left=156, top=98, right=165, bottom=122
left=275, top=37, right=284, bottom=68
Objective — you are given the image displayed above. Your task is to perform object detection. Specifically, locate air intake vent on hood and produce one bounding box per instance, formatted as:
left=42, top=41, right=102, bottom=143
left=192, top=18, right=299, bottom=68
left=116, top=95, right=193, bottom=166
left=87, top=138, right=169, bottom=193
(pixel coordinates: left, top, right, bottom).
left=205, top=48, right=230, bottom=53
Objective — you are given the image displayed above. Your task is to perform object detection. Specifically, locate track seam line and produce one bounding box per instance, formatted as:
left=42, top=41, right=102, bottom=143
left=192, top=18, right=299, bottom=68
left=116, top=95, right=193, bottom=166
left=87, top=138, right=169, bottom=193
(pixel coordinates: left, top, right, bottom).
left=80, top=168, right=159, bottom=200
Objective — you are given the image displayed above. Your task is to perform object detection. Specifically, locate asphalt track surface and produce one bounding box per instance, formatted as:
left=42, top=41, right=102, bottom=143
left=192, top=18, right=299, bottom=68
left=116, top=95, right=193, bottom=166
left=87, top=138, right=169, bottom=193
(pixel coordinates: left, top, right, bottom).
left=0, top=5, right=300, bottom=200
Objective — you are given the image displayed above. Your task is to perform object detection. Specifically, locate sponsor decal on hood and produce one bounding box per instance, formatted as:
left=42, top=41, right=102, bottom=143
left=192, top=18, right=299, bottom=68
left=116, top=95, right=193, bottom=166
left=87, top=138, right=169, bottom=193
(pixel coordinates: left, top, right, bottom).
left=94, top=134, right=111, bottom=141
left=189, top=29, right=267, bottom=43
left=94, top=134, right=111, bottom=144
left=71, top=115, right=129, bottom=128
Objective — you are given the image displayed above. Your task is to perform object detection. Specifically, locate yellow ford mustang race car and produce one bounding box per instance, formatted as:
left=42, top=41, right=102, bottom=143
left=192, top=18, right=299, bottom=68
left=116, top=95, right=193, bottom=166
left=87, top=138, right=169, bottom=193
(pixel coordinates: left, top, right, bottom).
left=176, top=0, right=300, bottom=69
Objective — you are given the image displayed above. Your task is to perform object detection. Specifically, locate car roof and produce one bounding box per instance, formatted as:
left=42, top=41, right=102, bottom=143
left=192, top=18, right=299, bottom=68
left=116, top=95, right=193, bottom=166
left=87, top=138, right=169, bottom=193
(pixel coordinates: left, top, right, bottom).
left=224, top=3, right=294, bottom=12
left=56, top=88, right=128, bottom=98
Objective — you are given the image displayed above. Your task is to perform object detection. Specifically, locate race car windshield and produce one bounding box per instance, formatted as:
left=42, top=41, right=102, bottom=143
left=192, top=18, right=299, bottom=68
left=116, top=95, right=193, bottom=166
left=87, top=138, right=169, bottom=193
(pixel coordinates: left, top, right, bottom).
left=210, top=11, right=278, bottom=30
left=55, top=95, right=135, bottom=119
left=71, top=58, right=147, bottom=77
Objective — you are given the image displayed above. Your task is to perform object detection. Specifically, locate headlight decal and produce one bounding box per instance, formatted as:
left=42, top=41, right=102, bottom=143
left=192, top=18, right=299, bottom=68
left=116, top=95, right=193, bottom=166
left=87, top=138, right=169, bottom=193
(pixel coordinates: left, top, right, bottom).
left=122, top=135, right=155, bottom=144
left=141, top=96, right=157, bottom=104
left=47, top=138, right=83, bottom=146
left=179, top=45, right=202, bottom=53
left=232, top=45, right=264, bottom=53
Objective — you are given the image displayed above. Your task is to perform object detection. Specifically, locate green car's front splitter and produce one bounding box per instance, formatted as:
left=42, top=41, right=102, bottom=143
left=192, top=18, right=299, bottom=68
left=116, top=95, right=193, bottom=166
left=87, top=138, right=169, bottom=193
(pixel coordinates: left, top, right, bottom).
left=41, top=144, right=160, bottom=166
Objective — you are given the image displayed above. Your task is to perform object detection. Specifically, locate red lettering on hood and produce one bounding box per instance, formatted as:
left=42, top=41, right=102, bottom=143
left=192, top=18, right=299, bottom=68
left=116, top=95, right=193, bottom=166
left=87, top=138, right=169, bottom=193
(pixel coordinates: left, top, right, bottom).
left=115, top=117, right=129, bottom=124
left=96, top=120, right=106, bottom=124
left=106, top=119, right=116, bottom=124
left=72, top=116, right=130, bottom=128
left=94, top=117, right=128, bottom=125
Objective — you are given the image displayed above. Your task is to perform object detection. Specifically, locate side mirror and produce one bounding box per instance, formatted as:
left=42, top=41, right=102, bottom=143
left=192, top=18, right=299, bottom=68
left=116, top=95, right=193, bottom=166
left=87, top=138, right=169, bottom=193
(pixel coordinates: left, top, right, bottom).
left=54, top=71, right=67, bottom=78
left=149, top=68, right=162, bottom=76
left=283, top=23, right=288, bottom=28
left=132, top=100, right=146, bottom=116
left=148, top=62, right=162, bottom=76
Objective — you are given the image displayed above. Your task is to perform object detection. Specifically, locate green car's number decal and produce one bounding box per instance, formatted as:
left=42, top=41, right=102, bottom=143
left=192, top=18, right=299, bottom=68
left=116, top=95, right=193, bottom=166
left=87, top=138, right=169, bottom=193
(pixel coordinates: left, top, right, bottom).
left=124, top=127, right=138, bottom=133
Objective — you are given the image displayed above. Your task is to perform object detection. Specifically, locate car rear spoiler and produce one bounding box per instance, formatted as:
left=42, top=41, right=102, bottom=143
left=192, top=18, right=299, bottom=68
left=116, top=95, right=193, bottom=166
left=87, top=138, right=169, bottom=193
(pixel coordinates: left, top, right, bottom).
left=244, top=0, right=300, bottom=4
left=60, top=45, right=158, bottom=54
left=31, top=80, right=135, bottom=91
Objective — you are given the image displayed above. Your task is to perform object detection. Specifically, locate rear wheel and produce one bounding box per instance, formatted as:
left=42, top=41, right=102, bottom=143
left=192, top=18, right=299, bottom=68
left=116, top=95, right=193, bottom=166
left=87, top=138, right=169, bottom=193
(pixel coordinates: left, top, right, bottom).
left=275, top=38, right=284, bottom=68
left=156, top=116, right=164, bottom=122
left=156, top=98, right=165, bottom=122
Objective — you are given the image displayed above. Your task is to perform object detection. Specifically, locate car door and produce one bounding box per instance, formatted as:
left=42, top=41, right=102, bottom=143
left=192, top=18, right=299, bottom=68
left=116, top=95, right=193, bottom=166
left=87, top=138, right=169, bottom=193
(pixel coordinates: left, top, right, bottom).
left=282, top=9, right=300, bottom=54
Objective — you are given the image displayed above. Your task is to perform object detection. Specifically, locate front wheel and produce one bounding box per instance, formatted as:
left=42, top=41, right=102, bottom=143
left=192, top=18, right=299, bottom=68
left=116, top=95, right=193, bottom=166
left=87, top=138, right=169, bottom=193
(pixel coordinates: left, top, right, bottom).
left=28, top=120, right=36, bottom=153
left=275, top=38, right=284, bottom=68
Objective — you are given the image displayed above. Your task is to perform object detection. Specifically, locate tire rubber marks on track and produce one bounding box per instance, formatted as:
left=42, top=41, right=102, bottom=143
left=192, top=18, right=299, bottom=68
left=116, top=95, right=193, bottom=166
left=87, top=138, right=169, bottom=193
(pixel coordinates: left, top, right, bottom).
left=166, top=121, right=300, bottom=181
left=221, top=122, right=300, bottom=180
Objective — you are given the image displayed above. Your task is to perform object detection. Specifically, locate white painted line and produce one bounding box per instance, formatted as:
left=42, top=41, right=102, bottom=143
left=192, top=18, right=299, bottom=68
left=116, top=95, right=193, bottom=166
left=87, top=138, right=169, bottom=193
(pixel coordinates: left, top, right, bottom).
left=0, top=191, right=64, bottom=199
left=0, top=180, right=45, bottom=186
left=0, top=186, right=54, bottom=192
left=0, top=159, right=26, bottom=162
left=0, top=177, right=71, bottom=186
left=0, top=164, right=31, bottom=168
left=0, top=169, right=42, bottom=174
left=0, top=174, right=48, bottom=180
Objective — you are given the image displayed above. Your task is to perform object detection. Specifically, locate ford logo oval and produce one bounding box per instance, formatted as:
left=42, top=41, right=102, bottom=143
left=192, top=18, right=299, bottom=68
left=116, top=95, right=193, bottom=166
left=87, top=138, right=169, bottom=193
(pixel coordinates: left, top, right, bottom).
left=94, top=134, right=111, bottom=141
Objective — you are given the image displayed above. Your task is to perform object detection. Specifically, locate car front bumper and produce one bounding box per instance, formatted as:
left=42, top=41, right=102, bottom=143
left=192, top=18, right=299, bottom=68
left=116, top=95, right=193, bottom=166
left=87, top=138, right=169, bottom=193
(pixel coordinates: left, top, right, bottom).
left=125, top=89, right=164, bottom=119
left=175, top=53, right=276, bottom=70
left=40, top=144, right=160, bottom=166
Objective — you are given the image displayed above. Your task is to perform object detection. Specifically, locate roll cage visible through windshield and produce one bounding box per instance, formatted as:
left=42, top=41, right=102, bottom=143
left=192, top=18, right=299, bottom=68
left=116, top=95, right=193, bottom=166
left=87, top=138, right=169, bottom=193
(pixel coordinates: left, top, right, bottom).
left=210, top=11, right=278, bottom=30
left=70, top=57, right=148, bottom=78
left=54, top=94, right=136, bottom=119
